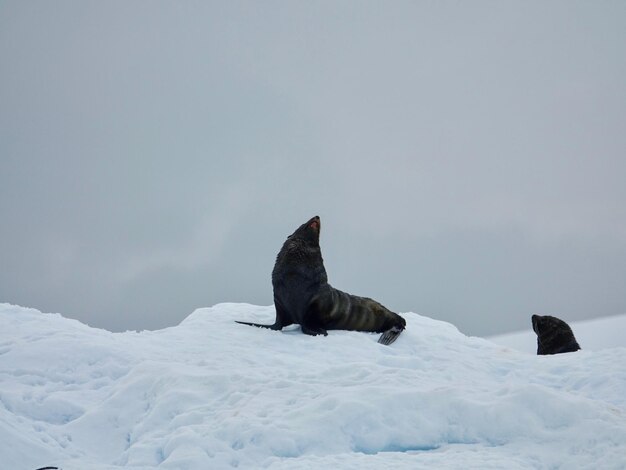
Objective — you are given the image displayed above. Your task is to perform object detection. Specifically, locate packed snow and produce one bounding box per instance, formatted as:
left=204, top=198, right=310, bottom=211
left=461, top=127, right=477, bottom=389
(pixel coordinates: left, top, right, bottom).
left=1, top=302, right=625, bottom=469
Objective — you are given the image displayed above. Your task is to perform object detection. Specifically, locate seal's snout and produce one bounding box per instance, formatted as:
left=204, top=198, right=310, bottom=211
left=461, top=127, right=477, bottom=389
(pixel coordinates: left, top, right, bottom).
left=531, top=314, right=540, bottom=332
left=309, top=216, right=320, bottom=231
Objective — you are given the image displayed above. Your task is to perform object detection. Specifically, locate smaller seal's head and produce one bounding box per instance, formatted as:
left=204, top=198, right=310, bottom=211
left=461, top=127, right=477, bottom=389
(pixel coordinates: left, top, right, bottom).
left=532, top=314, right=564, bottom=335
left=531, top=314, right=581, bottom=355
left=288, top=216, right=321, bottom=245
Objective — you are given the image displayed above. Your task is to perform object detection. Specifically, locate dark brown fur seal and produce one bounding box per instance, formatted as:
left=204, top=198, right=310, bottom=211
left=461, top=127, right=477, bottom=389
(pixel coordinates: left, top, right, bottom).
left=531, top=314, right=581, bottom=355
left=237, top=216, right=406, bottom=345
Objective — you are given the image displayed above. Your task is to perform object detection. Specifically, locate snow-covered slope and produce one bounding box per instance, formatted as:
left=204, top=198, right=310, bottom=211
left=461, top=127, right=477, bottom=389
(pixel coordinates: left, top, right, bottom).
left=1, top=303, right=625, bottom=469
left=489, top=313, right=626, bottom=354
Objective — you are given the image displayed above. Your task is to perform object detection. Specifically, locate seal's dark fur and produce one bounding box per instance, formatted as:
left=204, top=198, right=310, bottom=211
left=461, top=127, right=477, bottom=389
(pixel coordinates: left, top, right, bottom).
left=237, top=216, right=406, bottom=344
left=531, top=314, right=581, bottom=355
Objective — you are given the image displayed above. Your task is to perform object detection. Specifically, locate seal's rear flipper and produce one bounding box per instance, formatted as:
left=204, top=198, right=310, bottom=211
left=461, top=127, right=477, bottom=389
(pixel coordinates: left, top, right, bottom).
left=378, top=326, right=403, bottom=345
left=235, top=320, right=281, bottom=331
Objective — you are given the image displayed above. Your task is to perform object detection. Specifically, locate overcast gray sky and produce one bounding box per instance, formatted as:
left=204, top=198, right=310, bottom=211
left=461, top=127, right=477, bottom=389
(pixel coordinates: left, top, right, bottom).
left=1, top=1, right=625, bottom=336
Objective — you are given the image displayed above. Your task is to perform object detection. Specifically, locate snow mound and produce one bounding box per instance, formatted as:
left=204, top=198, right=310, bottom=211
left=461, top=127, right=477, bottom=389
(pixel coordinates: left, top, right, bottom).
left=1, top=302, right=625, bottom=469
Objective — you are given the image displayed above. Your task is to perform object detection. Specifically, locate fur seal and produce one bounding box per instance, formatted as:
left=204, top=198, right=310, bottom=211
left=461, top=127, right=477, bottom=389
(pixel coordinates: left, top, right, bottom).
left=531, top=314, right=581, bottom=355
left=237, top=216, right=406, bottom=345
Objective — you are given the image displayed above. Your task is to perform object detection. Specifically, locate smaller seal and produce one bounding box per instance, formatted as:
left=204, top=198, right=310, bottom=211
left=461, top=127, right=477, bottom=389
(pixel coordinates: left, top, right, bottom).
left=531, top=314, right=581, bottom=355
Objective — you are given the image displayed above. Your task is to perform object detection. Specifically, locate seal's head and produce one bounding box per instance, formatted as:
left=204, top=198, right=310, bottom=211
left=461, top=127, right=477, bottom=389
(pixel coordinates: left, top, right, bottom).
left=531, top=314, right=581, bottom=355
left=288, top=216, right=321, bottom=246
left=532, top=314, right=562, bottom=335
left=273, top=215, right=327, bottom=285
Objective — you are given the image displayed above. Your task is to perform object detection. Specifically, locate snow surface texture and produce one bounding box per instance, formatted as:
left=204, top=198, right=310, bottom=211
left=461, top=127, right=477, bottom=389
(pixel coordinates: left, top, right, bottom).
left=1, top=303, right=625, bottom=470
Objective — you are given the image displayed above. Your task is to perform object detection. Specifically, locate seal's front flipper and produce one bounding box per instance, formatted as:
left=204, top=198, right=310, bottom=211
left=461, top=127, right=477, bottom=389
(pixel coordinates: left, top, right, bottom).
left=301, top=324, right=328, bottom=336
left=378, top=326, right=404, bottom=345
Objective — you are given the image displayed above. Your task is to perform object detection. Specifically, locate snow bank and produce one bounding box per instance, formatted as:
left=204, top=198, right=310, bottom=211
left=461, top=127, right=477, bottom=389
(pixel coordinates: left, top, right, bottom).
left=1, top=302, right=625, bottom=469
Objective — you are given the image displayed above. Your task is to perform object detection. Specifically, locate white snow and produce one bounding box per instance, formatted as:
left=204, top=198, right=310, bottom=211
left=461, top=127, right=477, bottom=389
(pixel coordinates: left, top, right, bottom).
left=1, top=302, right=625, bottom=469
